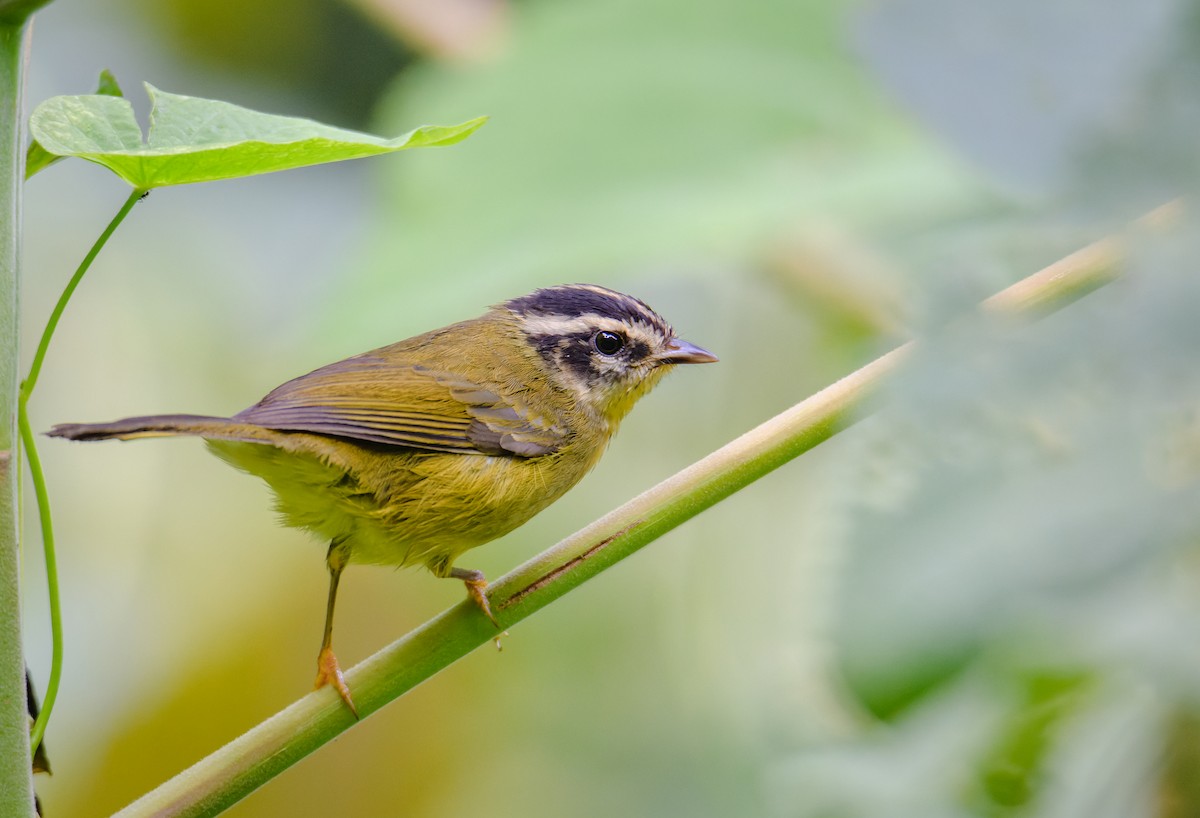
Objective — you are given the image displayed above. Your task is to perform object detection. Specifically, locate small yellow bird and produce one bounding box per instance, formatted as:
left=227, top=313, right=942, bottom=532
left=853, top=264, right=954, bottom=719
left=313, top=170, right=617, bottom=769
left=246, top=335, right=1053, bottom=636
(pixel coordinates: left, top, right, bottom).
left=51, top=284, right=716, bottom=714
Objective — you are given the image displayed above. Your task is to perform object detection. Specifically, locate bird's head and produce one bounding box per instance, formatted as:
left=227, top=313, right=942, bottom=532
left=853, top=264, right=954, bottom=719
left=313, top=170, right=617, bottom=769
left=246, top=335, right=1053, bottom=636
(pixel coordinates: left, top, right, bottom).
left=502, top=284, right=717, bottom=428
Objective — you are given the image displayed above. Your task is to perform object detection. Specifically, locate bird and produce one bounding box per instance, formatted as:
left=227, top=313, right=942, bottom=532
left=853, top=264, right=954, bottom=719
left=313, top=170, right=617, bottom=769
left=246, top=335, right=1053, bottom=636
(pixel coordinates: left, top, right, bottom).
left=49, top=283, right=717, bottom=715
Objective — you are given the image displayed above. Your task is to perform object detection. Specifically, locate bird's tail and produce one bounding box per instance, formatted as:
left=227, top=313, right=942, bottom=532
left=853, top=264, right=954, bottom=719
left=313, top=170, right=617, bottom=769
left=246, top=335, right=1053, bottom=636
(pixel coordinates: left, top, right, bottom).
left=48, top=414, right=280, bottom=444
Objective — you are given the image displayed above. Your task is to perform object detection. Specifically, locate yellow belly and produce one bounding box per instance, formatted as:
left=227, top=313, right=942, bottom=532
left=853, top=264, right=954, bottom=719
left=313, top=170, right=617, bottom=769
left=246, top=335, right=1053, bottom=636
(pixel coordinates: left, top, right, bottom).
left=206, top=434, right=598, bottom=574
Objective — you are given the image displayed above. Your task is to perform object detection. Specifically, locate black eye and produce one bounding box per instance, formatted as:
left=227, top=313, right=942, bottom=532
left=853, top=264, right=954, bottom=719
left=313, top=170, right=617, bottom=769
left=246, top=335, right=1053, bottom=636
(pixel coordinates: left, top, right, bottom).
left=592, top=330, right=625, bottom=356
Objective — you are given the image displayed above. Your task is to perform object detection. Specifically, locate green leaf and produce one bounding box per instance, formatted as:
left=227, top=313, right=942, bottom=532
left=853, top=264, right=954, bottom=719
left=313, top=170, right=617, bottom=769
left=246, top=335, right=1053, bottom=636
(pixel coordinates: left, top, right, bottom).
left=28, top=83, right=486, bottom=189
left=26, top=69, right=123, bottom=181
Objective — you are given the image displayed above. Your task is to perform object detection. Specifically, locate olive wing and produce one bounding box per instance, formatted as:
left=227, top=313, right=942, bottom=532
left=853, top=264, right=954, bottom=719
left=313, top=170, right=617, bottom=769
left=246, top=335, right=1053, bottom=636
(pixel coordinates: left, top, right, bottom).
left=235, top=354, right=567, bottom=457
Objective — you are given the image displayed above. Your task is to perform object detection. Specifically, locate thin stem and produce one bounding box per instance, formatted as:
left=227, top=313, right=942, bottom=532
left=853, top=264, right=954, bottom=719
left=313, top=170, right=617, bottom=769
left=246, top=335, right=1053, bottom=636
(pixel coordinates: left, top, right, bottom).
left=14, top=187, right=145, bottom=763
left=18, top=402, right=55, bottom=754
left=112, top=205, right=1159, bottom=818
left=21, top=187, right=144, bottom=400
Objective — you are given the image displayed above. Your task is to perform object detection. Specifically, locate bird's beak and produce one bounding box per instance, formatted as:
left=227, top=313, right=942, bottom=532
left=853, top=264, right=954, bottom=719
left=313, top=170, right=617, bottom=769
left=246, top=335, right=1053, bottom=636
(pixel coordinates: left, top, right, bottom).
left=658, top=338, right=718, bottom=365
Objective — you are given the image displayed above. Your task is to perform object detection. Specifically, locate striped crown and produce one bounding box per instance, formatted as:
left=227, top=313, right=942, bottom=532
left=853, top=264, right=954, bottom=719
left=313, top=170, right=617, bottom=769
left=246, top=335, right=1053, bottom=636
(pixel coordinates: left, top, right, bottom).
left=502, top=284, right=677, bottom=403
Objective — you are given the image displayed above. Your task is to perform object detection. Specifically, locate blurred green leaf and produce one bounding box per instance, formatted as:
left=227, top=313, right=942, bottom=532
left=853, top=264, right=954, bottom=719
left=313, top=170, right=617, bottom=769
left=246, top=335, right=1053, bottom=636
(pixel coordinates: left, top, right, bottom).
left=807, top=223, right=1200, bottom=817
left=856, top=0, right=1196, bottom=211
left=28, top=83, right=485, bottom=188
left=839, top=233, right=1200, bottom=716
left=972, top=671, right=1090, bottom=815
left=343, top=0, right=984, bottom=329
left=26, top=69, right=123, bottom=181
left=1159, top=711, right=1200, bottom=818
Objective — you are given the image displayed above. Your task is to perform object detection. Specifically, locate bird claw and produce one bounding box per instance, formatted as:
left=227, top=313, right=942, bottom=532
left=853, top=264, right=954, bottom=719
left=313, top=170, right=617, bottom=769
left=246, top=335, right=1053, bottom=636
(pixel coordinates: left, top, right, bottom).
left=449, top=568, right=509, bottom=648
left=466, top=581, right=499, bottom=628
left=315, top=646, right=359, bottom=719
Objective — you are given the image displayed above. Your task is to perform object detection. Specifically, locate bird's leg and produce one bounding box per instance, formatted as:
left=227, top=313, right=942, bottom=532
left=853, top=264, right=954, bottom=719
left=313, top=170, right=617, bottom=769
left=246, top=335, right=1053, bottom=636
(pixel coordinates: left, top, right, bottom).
left=314, top=541, right=358, bottom=718
left=450, top=567, right=500, bottom=629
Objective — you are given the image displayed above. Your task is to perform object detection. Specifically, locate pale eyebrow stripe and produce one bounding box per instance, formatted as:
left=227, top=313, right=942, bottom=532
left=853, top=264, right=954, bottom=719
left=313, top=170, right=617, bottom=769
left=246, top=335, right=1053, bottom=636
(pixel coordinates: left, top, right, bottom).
left=518, top=313, right=652, bottom=337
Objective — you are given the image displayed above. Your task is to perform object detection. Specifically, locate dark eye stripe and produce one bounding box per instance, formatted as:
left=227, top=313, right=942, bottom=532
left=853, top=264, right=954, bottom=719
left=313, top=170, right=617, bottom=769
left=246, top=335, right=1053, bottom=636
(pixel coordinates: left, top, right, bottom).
left=528, top=325, right=660, bottom=389
left=532, top=333, right=594, bottom=381
left=530, top=328, right=657, bottom=356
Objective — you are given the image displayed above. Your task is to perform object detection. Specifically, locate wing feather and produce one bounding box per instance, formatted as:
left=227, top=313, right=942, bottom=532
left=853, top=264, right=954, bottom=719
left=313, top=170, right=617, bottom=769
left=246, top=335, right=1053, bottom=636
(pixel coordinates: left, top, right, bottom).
left=235, top=354, right=568, bottom=457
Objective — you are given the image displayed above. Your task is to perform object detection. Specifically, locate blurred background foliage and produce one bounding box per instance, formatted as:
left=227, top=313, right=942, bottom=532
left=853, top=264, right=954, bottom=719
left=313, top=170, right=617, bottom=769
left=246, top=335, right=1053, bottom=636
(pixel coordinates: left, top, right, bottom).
left=17, top=0, right=1200, bottom=815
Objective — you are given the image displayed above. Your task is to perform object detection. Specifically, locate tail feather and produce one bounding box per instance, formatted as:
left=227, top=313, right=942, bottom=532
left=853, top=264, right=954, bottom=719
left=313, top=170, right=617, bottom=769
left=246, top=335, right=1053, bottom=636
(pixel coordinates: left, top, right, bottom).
left=48, top=414, right=277, bottom=444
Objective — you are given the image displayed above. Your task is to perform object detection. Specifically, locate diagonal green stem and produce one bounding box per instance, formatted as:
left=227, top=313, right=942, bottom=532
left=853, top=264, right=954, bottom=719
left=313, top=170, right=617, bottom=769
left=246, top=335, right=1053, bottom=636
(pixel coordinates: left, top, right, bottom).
left=19, top=187, right=144, bottom=757
left=111, top=208, right=1159, bottom=818
left=22, top=187, right=143, bottom=398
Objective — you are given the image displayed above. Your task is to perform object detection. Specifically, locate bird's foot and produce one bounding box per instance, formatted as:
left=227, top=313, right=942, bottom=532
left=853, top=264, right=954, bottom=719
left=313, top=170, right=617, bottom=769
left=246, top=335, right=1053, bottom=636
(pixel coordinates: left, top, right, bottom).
left=464, top=576, right=499, bottom=627
left=450, top=568, right=508, bottom=648
left=315, top=645, right=359, bottom=719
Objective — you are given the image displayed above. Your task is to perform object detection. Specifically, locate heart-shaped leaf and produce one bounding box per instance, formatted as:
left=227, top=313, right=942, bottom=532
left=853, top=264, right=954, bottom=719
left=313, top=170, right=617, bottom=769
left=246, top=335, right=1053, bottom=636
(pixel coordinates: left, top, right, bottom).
left=29, top=83, right=485, bottom=189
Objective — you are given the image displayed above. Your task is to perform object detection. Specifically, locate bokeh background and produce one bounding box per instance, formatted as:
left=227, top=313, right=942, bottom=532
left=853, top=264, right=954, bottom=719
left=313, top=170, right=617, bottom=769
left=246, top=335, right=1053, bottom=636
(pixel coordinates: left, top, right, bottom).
left=18, top=0, right=1200, bottom=815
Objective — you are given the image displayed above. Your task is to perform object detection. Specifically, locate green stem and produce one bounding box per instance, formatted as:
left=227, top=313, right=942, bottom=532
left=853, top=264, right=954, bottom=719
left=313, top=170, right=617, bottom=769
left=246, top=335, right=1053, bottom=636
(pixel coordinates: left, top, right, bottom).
left=13, top=187, right=144, bottom=761
left=10, top=188, right=144, bottom=763
left=22, top=188, right=143, bottom=398
left=0, top=15, right=34, bottom=818
left=18, top=406, right=55, bottom=755
left=114, top=350, right=903, bottom=818
left=112, top=210, right=1145, bottom=818
left=0, top=1, right=50, bottom=23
